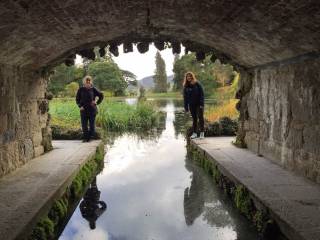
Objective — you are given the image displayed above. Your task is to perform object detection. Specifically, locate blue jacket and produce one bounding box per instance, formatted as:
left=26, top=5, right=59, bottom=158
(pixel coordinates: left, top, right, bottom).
left=183, top=82, right=204, bottom=111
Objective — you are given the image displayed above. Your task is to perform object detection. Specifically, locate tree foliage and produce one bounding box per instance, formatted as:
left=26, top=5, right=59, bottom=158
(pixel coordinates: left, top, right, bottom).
left=49, top=53, right=137, bottom=97
left=153, top=51, right=167, bottom=93
left=172, top=53, right=235, bottom=96
left=88, top=58, right=127, bottom=96
left=64, top=82, right=79, bottom=97
left=48, top=64, right=84, bottom=96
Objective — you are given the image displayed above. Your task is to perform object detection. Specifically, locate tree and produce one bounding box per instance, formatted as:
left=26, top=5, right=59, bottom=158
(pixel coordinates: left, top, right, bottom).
left=153, top=51, right=167, bottom=93
left=172, top=53, right=226, bottom=96
left=64, top=82, right=79, bottom=97
left=121, top=70, right=138, bottom=86
left=48, top=64, right=84, bottom=96
left=88, top=59, right=127, bottom=96
left=212, top=60, right=235, bottom=87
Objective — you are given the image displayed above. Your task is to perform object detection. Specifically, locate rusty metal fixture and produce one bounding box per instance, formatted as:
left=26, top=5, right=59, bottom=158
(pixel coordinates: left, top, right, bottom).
left=196, top=51, right=206, bottom=61
left=123, top=42, right=133, bottom=53
left=109, top=44, right=119, bottom=57
left=154, top=40, right=165, bottom=51
left=171, top=42, right=181, bottom=54
left=137, top=42, right=149, bottom=53
left=99, top=47, right=106, bottom=57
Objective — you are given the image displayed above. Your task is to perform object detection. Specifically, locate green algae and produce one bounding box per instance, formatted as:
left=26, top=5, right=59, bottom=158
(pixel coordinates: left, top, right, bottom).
left=28, top=143, right=104, bottom=240
left=234, top=185, right=252, bottom=218
left=187, top=143, right=284, bottom=238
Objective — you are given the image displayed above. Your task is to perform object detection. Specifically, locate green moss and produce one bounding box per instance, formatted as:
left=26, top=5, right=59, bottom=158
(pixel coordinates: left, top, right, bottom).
left=212, top=165, right=221, bottom=183
left=253, top=210, right=267, bottom=232
left=233, top=134, right=247, bottom=148
left=29, top=216, right=54, bottom=240
left=29, top=143, right=105, bottom=240
left=187, top=143, right=284, bottom=238
left=234, top=185, right=253, bottom=218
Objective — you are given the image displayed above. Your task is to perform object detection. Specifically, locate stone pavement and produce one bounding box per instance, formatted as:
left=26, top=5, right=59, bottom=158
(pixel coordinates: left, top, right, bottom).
left=0, top=140, right=103, bottom=240
left=192, top=137, right=320, bottom=240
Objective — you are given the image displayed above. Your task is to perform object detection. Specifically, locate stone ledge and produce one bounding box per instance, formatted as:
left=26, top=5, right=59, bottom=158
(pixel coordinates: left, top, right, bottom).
left=0, top=140, right=104, bottom=240
left=191, top=137, right=320, bottom=240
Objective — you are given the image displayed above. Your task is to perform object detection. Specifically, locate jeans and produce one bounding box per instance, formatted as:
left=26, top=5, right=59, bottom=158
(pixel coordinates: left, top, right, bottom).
left=190, top=106, right=204, bottom=133
left=80, top=110, right=96, bottom=140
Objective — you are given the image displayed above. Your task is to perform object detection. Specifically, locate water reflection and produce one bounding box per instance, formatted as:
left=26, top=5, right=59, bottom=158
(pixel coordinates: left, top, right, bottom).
left=80, top=177, right=107, bottom=230
left=59, top=99, right=259, bottom=240
left=183, top=157, right=259, bottom=240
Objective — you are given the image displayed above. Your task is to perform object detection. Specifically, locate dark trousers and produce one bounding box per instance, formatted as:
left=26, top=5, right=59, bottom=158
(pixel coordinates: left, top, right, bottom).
left=190, top=106, right=204, bottom=133
left=81, top=110, right=96, bottom=140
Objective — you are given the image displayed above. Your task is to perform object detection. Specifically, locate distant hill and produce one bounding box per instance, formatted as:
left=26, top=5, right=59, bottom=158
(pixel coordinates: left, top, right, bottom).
left=138, top=74, right=173, bottom=90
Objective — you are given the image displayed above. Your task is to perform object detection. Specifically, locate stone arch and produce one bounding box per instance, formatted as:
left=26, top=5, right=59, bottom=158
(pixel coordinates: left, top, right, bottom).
left=0, top=0, right=320, bottom=182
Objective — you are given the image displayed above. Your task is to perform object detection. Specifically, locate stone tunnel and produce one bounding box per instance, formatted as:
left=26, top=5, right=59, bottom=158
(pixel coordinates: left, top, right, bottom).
left=0, top=0, right=319, bottom=182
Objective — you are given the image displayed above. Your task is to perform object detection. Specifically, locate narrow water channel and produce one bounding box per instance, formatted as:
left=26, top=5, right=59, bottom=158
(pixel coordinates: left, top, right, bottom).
left=59, top=100, right=259, bottom=240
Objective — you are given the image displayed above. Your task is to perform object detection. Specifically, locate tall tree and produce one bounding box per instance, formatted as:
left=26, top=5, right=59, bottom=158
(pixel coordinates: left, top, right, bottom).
left=172, top=53, right=219, bottom=96
left=153, top=51, right=167, bottom=93
left=88, top=58, right=127, bottom=96
left=48, top=64, right=84, bottom=96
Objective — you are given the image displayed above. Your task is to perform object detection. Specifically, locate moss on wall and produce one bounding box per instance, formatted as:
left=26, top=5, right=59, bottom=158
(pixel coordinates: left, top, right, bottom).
left=187, top=143, right=286, bottom=239
left=28, top=143, right=104, bottom=240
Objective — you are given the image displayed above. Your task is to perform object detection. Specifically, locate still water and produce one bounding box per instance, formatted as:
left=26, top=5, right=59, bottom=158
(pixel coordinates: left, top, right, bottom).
left=59, top=100, right=259, bottom=240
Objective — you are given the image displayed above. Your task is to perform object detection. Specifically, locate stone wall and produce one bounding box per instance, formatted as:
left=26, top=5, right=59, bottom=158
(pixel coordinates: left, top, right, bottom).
left=0, top=64, right=52, bottom=177
left=238, top=57, right=320, bottom=183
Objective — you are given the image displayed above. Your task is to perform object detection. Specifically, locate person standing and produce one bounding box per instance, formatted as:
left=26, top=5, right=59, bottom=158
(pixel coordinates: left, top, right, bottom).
left=76, top=76, right=104, bottom=142
left=183, top=72, right=205, bottom=139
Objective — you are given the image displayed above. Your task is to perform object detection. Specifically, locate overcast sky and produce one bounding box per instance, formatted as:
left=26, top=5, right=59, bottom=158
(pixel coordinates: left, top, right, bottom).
left=76, top=44, right=183, bottom=80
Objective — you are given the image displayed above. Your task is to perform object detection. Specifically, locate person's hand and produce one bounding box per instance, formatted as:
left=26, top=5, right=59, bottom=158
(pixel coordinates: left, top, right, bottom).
left=80, top=106, right=84, bottom=111
left=91, top=101, right=96, bottom=106
left=199, top=106, right=204, bottom=109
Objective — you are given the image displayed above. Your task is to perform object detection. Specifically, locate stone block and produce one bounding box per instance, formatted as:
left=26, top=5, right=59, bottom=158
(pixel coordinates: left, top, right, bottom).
left=19, top=138, right=34, bottom=162
left=32, top=132, right=43, bottom=147
left=303, top=126, right=320, bottom=154
left=0, top=114, right=7, bottom=134
left=34, top=145, right=44, bottom=157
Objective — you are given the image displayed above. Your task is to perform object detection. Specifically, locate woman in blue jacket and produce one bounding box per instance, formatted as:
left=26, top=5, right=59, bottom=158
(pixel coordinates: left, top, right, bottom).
left=183, top=72, right=205, bottom=139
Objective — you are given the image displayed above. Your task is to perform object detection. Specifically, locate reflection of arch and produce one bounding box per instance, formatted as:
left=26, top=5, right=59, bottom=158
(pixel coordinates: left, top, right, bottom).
left=80, top=177, right=107, bottom=230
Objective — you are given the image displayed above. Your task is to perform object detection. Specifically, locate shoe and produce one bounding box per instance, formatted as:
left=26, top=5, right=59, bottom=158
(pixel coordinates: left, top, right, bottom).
left=199, top=132, right=205, bottom=139
left=190, top=132, right=198, bottom=139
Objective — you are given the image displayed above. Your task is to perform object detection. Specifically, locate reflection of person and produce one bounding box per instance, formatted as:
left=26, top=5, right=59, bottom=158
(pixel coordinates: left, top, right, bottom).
left=80, top=177, right=107, bottom=229
left=183, top=72, right=205, bottom=139
left=184, top=159, right=205, bottom=226
left=76, top=76, right=104, bottom=142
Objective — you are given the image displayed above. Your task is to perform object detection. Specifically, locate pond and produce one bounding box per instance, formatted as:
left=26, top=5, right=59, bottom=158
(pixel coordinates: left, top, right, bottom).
left=58, top=99, right=259, bottom=240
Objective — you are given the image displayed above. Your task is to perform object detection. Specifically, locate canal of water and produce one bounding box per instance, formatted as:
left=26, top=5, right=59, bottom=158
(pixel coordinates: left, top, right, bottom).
left=59, top=100, right=259, bottom=240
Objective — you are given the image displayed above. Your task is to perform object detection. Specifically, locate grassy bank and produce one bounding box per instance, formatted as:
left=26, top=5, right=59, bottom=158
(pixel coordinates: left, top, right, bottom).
left=49, top=98, right=160, bottom=134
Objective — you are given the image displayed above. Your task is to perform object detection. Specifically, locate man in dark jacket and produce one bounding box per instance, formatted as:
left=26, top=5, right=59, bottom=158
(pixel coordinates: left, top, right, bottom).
left=76, top=76, right=104, bottom=142
left=183, top=72, right=205, bottom=139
